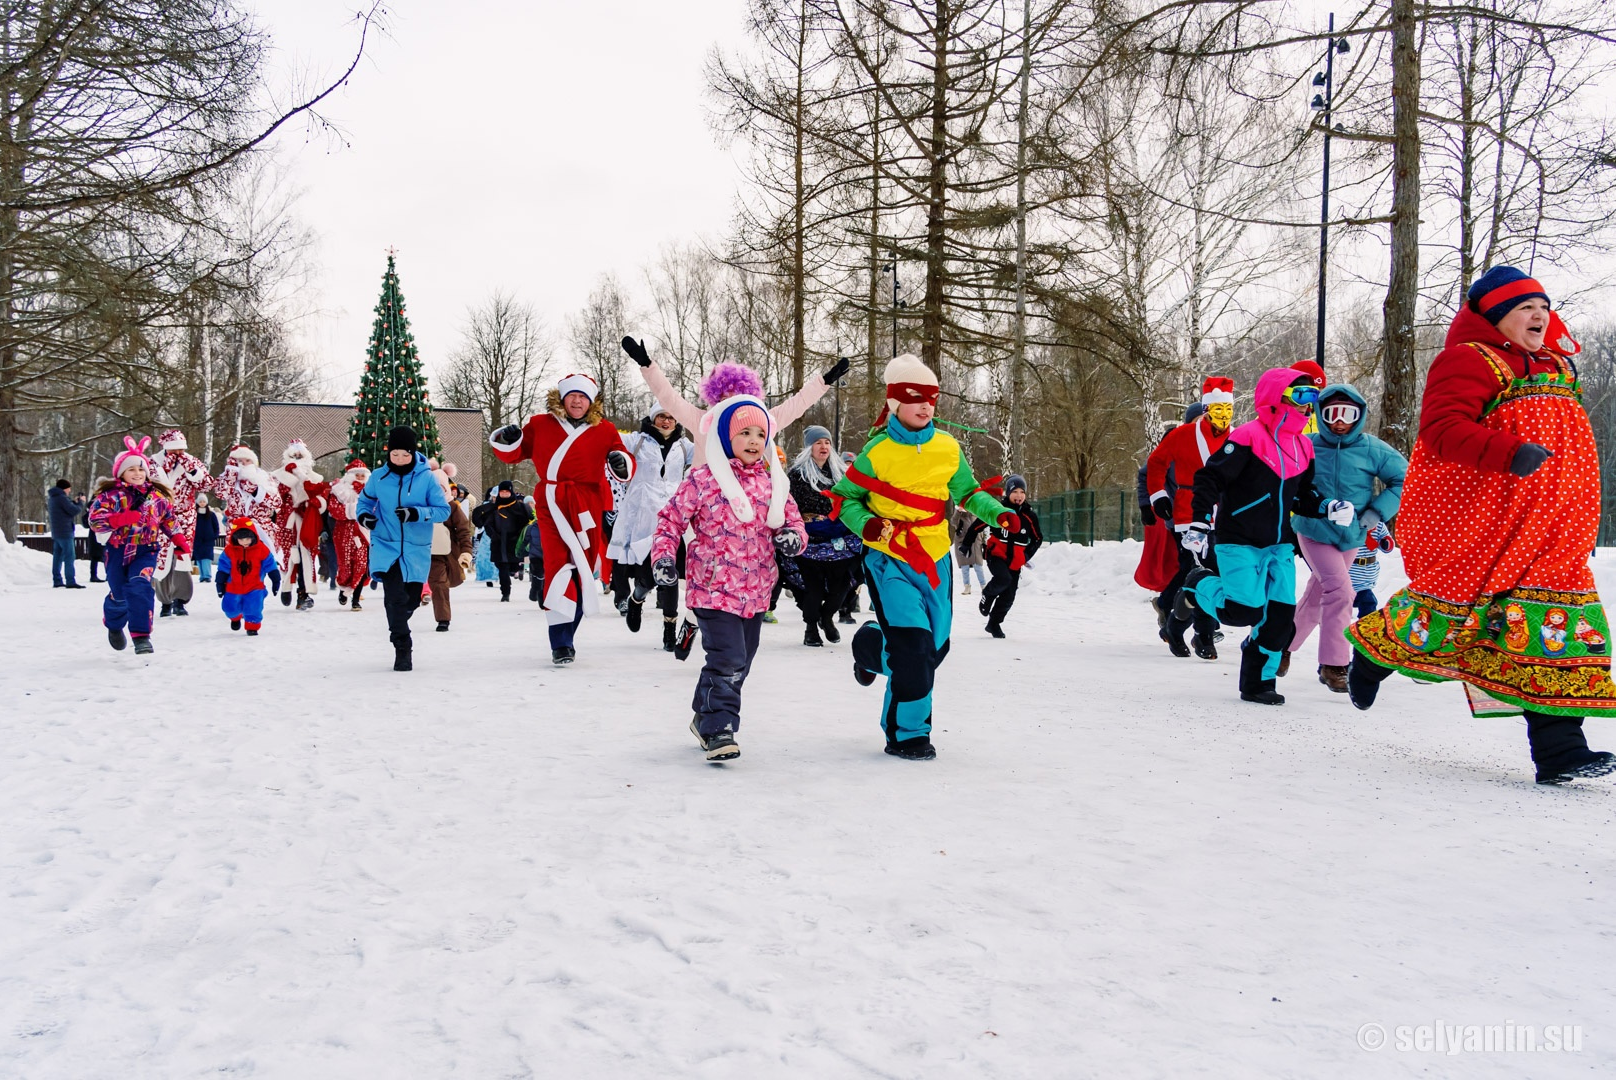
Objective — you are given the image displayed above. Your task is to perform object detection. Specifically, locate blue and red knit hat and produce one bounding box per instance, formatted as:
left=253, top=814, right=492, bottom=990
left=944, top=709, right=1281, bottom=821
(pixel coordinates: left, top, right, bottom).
left=1467, top=266, right=1549, bottom=326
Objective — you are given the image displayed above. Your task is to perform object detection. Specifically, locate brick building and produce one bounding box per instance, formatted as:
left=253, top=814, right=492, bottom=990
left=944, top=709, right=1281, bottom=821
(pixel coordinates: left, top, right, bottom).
left=257, top=402, right=486, bottom=495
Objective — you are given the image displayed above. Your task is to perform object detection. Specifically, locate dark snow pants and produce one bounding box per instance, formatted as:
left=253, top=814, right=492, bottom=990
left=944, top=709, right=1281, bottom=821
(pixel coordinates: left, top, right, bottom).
left=377, top=565, right=423, bottom=646
left=982, top=557, right=1021, bottom=629
left=104, top=545, right=159, bottom=637
left=692, top=608, right=763, bottom=735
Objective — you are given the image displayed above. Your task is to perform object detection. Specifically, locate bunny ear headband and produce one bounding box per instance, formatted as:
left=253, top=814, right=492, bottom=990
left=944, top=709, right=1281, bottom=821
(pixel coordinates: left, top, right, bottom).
left=126, top=435, right=150, bottom=454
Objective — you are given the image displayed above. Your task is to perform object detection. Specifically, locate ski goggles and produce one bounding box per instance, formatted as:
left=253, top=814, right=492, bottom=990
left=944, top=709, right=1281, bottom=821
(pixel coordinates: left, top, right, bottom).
left=1285, top=385, right=1320, bottom=406
left=1320, top=401, right=1363, bottom=427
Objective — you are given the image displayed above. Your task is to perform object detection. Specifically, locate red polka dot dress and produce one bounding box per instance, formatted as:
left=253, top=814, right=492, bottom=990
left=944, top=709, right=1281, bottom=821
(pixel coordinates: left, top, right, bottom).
left=1348, top=306, right=1615, bottom=717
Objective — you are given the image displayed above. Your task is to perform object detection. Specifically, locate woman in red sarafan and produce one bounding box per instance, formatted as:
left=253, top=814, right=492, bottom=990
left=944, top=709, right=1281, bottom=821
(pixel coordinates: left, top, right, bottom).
left=1347, top=266, right=1615, bottom=785
left=490, top=373, right=635, bottom=666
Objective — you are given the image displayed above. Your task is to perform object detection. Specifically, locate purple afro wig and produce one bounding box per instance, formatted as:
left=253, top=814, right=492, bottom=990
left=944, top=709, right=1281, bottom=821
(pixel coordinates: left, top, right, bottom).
left=700, top=362, right=764, bottom=406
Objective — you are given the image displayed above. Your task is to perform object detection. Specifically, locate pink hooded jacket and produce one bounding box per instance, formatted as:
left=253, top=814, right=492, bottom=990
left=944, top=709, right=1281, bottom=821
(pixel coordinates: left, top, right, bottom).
left=652, top=457, right=807, bottom=618
left=1225, top=367, right=1316, bottom=479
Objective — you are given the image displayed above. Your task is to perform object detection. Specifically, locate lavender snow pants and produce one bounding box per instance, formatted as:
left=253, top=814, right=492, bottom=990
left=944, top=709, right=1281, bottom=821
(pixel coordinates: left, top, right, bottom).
left=1290, top=536, right=1357, bottom=666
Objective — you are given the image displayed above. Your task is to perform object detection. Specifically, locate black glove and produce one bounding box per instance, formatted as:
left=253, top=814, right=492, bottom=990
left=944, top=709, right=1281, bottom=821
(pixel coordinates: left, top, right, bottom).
left=357, top=512, right=378, bottom=531
left=215, top=566, right=228, bottom=597
left=773, top=528, right=806, bottom=557
left=395, top=506, right=418, bottom=523
left=1509, top=442, right=1551, bottom=477
left=822, top=356, right=851, bottom=386
left=652, top=556, right=677, bottom=587
left=1151, top=495, right=1173, bottom=521
left=620, top=336, right=651, bottom=367
left=606, top=450, right=631, bottom=482
left=493, top=424, right=522, bottom=447
left=1139, top=504, right=1157, bottom=527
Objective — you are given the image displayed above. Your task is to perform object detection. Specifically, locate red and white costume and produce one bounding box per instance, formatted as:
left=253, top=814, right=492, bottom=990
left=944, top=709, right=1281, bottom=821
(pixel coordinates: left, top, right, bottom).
left=328, top=459, right=372, bottom=593
left=1146, top=377, right=1234, bottom=530
left=150, top=429, right=212, bottom=579
left=491, top=374, right=635, bottom=630
left=210, top=444, right=281, bottom=555
left=272, top=439, right=330, bottom=598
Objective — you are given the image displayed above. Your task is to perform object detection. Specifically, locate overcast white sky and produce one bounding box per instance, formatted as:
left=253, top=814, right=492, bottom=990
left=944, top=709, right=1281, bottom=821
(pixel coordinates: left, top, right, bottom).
left=260, top=0, right=750, bottom=400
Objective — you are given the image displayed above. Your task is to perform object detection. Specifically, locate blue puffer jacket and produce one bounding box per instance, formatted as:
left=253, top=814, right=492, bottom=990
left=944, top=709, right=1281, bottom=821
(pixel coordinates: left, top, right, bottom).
left=358, top=452, right=451, bottom=581
left=1291, top=384, right=1407, bottom=550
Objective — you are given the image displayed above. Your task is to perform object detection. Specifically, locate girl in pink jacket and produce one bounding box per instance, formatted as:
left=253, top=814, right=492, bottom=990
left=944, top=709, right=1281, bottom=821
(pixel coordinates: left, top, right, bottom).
left=651, top=394, right=807, bottom=763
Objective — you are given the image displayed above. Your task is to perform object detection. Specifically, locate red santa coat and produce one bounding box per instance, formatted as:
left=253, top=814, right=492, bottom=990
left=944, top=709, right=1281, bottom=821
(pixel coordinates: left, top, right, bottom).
left=274, top=460, right=329, bottom=593
left=492, top=411, right=633, bottom=626
left=153, top=449, right=212, bottom=576
left=327, top=473, right=371, bottom=591
left=211, top=464, right=282, bottom=554
left=1146, top=417, right=1229, bottom=529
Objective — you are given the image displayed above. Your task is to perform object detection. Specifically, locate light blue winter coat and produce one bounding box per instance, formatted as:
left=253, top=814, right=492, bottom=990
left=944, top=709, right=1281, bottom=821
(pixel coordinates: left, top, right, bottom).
left=1291, top=384, right=1407, bottom=551
left=357, top=451, right=451, bottom=582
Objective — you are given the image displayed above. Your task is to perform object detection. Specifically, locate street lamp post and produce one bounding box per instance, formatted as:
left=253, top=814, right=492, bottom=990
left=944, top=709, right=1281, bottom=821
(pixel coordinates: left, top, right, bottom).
left=1312, top=17, right=1350, bottom=370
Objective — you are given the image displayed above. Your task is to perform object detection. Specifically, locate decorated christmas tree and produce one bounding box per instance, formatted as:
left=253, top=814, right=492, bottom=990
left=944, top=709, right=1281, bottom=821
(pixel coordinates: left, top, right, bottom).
left=347, top=253, right=442, bottom=466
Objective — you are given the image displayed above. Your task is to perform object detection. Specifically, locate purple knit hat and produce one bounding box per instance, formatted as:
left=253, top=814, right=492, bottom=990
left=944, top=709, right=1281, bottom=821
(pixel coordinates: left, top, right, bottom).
left=700, top=363, right=764, bottom=406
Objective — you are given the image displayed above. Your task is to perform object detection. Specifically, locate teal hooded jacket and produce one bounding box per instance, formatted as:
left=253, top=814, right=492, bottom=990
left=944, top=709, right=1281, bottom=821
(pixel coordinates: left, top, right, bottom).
left=1291, top=384, right=1408, bottom=550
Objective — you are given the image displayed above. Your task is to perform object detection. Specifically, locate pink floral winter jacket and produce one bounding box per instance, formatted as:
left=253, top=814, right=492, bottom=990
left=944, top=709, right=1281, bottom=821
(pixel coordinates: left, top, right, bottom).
left=652, top=458, right=806, bottom=618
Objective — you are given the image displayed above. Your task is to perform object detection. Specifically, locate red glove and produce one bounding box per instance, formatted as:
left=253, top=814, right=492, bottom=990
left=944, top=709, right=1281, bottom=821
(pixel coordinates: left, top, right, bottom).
left=861, top=517, right=895, bottom=544
left=172, top=536, right=192, bottom=556
left=107, top=510, right=141, bottom=528
left=996, top=511, right=1020, bottom=532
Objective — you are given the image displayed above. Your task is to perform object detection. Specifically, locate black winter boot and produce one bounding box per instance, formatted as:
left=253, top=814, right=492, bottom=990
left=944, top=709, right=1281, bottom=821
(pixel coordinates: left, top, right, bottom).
left=625, top=600, right=643, bottom=633
left=885, top=736, right=936, bottom=761
left=820, top=616, right=841, bottom=643
left=1173, top=565, right=1215, bottom=623
left=1528, top=711, right=1615, bottom=784
left=1238, top=641, right=1284, bottom=705
left=803, top=624, right=823, bottom=647
left=1348, top=653, right=1391, bottom=711
left=1191, top=632, right=1217, bottom=660
left=132, top=635, right=154, bottom=655
left=663, top=617, right=677, bottom=652
left=159, top=602, right=174, bottom=618
left=107, top=626, right=127, bottom=651
left=392, top=635, right=412, bottom=672
left=172, top=600, right=189, bottom=617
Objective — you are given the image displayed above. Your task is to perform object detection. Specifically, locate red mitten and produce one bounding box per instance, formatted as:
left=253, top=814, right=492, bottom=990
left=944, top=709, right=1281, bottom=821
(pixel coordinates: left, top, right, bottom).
left=861, top=517, right=893, bottom=543
left=172, top=536, right=191, bottom=556
left=996, top=511, right=1020, bottom=532
left=107, top=510, right=141, bottom=528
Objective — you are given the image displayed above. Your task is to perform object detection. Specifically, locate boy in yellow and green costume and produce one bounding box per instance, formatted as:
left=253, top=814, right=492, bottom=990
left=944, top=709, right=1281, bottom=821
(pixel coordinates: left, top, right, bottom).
left=832, top=355, right=1016, bottom=760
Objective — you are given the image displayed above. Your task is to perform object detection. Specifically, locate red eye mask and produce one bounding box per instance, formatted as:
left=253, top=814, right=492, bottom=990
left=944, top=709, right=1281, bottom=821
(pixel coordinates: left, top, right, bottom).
left=888, top=382, right=940, bottom=405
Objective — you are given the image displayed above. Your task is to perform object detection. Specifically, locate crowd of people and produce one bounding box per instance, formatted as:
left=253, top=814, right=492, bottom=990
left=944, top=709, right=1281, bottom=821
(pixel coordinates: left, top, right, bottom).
left=46, top=265, right=1614, bottom=780
left=1134, top=266, right=1614, bottom=785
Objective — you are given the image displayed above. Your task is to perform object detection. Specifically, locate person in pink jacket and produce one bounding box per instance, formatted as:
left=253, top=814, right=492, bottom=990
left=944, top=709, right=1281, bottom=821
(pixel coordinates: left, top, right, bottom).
left=651, top=393, right=807, bottom=763
left=620, top=336, right=848, bottom=469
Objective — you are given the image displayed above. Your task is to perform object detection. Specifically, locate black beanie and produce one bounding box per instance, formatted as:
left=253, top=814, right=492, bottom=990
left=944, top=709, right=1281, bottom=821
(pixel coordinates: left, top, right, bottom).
left=497, top=479, right=514, bottom=494
left=386, top=426, right=418, bottom=453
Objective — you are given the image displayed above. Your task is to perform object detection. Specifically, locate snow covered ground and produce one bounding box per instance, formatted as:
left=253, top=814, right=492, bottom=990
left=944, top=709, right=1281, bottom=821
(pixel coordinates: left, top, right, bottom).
left=1, top=539, right=1613, bottom=1078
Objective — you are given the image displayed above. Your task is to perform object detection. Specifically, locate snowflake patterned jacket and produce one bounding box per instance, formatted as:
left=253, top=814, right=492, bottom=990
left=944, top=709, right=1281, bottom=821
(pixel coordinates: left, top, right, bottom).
left=651, top=457, right=806, bottom=618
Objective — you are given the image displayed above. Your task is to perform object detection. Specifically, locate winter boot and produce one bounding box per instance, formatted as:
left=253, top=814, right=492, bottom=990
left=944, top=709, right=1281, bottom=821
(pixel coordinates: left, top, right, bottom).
left=230, top=618, right=242, bottom=631
left=246, top=628, right=259, bottom=637
left=1537, top=751, right=1617, bottom=785
left=552, top=646, right=576, bottom=665
left=625, top=600, right=643, bottom=634
left=986, top=622, right=1006, bottom=639
left=838, top=610, right=856, bottom=625
left=762, top=610, right=778, bottom=624
left=853, top=662, right=877, bottom=687
left=172, top=600, right=189, bottom=616
left=393, top=636, right=412, bottom=672
left=1165, top=625, right=1191, bottom=658
left=1173, top=565, right=1214, bottom=623
left=962, top=583, right=971, bottom=595
left=281, top=591, right=293, bottom=607
left=1277, top=650, right=1292, bottom=678
left=132, top=635, right=154, bottom=655
left=436, top=621, right=450, bottom=632
left=1152, top=595, right=1170, bottom=633
left=297, top=595, right=314, bottom=612
left=674, top=619, right=699, bottom=661
left=1238, top=642, right=1283, bottom=705
left=1348, top=653, right=1391, bottom=711
left=819, top=616, right=840, bottom=644
left=1318, top=664, right=1349, bottom=693
left=885, top=736, right=936, bottom=761
left=702, top=729, right=740, bottom=762
left=803, top=624, right=823, bottom=647
left=107, top=626, right=127, bottom=651
left=338, top=592, right=348, bottom=606
left=1191, top=632, right=1218, bottom=660
left=159, top=602, right=174, bottom=618
left=351, top=593, right=362, bottom=611
left=663, top=617, right=678, bottom=652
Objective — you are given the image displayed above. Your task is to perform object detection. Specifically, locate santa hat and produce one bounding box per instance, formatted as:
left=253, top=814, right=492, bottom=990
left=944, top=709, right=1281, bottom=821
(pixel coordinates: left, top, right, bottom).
left=557, top=373, right=599, bottom=402
left=226, top=444, right=258, bottom=467
left=341, top=458, right=368, bottom=477
left=159, top=428, right=188, bottom=452
left=1289, top=360, right=1327, bottom=389
left=1200, top=376, right=1235, bottom=405
left=701, top=394, right=789, bottom=528
left=112, top=435, right=152, bottom=479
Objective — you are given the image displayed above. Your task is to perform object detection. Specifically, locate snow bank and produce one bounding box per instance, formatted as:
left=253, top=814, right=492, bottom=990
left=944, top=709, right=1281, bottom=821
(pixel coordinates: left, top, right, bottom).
left=0, top=538, right=52, bottom=594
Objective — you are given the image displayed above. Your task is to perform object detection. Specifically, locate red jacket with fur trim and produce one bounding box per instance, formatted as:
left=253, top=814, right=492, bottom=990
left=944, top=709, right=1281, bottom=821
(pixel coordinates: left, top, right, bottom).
left=1146, top=417, right=1229, bottom=527
left=1417, top=306, right=1562, bottom=473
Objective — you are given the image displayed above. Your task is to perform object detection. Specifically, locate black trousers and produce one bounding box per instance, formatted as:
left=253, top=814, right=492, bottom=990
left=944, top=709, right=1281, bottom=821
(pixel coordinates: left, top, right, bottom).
left=1160, top=544, right=1218, bottom=639
left=495, top=559, right=519, bottom=600
left=1525, top=710, right=1593, bottom=768
left=692, top=608, right=763, bottom=735
left=794, top=557, right=855, bottom=626
left=612, top=556, right=678, bottom=617
left=982, top=557, right=1021, bottom=628
left=378, top=565, right=423, bottom=645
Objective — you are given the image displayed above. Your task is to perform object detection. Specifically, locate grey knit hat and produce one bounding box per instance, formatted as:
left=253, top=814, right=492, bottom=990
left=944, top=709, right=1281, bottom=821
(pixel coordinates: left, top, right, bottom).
left=803, top=425, right=833, bottom=448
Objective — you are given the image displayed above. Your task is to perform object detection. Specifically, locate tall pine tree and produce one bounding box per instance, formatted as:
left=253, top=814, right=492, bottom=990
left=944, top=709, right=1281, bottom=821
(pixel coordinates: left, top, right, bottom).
left=348, top=254, right=442, bottom=466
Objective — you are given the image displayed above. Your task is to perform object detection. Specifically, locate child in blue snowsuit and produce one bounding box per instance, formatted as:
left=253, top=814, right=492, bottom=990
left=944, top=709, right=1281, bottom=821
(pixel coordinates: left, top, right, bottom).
left=216, top=518, right=276, bottom=635
left=1175, top=367, right=1356, bottom=705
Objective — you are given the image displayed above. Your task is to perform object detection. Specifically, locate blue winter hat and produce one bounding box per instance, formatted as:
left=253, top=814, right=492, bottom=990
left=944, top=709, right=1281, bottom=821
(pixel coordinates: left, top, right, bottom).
left=803, top=425, right=832, bottom=448
left=1003, top=474, right=1027, bottom=493
left=1468, top=266, right=1549, bottom=327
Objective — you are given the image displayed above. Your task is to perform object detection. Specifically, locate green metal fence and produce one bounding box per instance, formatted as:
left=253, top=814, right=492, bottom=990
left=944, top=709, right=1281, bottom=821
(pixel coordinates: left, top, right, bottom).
left=1030, top=489, right=1143, bottom=546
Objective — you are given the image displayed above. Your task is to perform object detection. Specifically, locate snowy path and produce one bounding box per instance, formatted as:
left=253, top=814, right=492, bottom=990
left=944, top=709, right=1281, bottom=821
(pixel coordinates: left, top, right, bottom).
left=1, top=542, right=1613, bottom=1078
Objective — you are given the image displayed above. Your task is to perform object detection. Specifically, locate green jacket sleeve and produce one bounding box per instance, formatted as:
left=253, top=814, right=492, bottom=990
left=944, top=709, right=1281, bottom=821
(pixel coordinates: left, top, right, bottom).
left=949, top=451, right=1004, bottom=526
left=832, top=445, right=878, bottom=538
